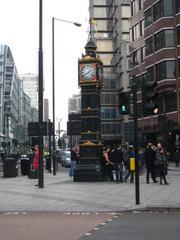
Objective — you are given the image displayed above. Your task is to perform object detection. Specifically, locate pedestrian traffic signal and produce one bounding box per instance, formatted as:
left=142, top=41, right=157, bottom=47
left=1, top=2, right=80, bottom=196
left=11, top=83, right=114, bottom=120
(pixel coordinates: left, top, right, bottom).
left=119, top=92, right=130, bottom=115
left=142, top=79, right=158, bottom=116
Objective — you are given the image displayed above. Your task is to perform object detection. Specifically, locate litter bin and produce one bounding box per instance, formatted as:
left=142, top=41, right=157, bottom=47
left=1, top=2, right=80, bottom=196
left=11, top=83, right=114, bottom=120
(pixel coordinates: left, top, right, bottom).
left=45, top=155, right=51, bottom=172
left=3, top=158, right=18, bottom=178
left=21, top=155, right=29, bottom=175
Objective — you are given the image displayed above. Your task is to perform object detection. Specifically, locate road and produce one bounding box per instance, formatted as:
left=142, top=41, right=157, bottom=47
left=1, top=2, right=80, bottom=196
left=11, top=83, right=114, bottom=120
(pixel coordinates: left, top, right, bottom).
left=0, top=211, right=180, bottom=240
left=0, top=212, right=116, bottom=240
left=80, top=211, right=180, bottom=240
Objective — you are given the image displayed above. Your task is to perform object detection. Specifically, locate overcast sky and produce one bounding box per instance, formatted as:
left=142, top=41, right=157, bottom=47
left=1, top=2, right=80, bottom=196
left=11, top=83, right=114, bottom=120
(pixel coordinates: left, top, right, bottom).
left=0, top=0, right=89, bottom=130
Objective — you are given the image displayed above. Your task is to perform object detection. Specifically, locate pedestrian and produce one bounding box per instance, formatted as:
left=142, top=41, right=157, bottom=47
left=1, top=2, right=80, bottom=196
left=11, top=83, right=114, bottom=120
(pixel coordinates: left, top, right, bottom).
left=173, top=149, right=180, bottom=167
left=144, top=143, right=158, bottom=184
left=113, top=145, right=124, bottom=183
left=32, top=145, right=39, bottom=185
left=32, top=145, right=39, bottom=170
left=69, top=145, right=79, bottom=177
left=155, top=143, right=169, bottom=185
left=102, top=146, right=114, bottom=181
left=124, top=145, right=135, bottom=183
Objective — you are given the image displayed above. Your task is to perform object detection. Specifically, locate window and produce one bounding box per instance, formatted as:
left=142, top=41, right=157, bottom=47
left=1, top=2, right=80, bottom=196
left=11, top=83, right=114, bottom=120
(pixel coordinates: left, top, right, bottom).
left=101, top=108, right=117, bottom=120
left=141, top=46, right=145, bottom=62
left=145, top=8, right=152, bottom=27
left=145, top=37, right=153, bottom=56
left=153, top=0, right=172, bottom=22
left=140, top=20, right=144, bottom=37
left=155, top=29, right=174, bottom=51
left=165, top=92, right=177, bottom=112
left=131, top=0, right=142, bottom=16
left=176, top=0, right=180, bottom=13
left=146, top=66, right=154, bottom=81
left=136, top=75, right=142, bottom=91
left=156, top=60, right=176, bottom=81
left=132, top=23, right=140, bottom=41
left=132, top=49, right=141, bottom=66
left=177, top=26, right=180, bottom=45
left=101, top=94, right=117, bottom=105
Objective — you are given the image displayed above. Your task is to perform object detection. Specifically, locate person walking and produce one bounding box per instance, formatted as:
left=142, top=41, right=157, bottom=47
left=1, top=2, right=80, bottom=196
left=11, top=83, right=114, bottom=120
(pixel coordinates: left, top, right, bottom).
left=124, top=145, right=135, bottom=183
left=173, top=149, right=180, bottom=167
left=144, top=143, right=158, bottom=184
left=113, top=145, right=124, bottom=183
left=69, top=145, right=79, bottom=177
left=32, top=145, right=39, bottom=171
left=102, top=146, right=114, bottom=181
left=32, top=145, right=39, bottom=185
left=156, top=143, right=169, bottom=185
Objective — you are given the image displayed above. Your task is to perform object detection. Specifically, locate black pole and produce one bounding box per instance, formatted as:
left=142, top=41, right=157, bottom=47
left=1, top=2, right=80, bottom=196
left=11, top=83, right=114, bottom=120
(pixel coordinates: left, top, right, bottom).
left=38, top=0, right=44, bottom=188
left=132, top=76, right=140, bottom=204
left=52, top=17, right=56, bottom=175
left=48, top=119, right=52, bottom=173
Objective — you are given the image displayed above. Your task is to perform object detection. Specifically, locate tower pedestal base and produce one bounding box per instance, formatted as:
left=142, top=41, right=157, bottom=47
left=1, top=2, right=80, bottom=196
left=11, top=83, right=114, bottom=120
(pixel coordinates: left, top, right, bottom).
left=74, top=165, right=103, bottom=182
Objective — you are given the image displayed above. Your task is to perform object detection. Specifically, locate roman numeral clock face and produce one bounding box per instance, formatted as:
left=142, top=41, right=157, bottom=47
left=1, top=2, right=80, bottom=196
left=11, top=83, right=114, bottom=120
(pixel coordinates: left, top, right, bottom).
left=80, top=65, right=96, bottom=81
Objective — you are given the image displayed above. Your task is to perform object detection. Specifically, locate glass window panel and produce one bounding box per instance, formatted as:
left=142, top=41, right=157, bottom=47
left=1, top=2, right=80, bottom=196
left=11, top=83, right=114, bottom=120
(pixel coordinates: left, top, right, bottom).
left=165, top=30, right=174, bottom=47
left=145, top=37, right=153, bottom=56
left=165, top=92, right=177, bottom=112
left=144, top=8, right=152, bottom=28
left=153, top=1, right=162, bottom=22
left=177, top=26, right=180, bottom=45
left=163, top=0, right=173, bottom=16
left=166, top=61, right=176, bottom=79
left=176, top=0, right=180, bottom=13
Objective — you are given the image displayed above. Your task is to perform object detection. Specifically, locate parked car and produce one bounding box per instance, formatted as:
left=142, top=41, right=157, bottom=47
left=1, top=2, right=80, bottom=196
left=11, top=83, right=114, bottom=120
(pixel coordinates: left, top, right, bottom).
left=61, top=151, right=71, bottom=167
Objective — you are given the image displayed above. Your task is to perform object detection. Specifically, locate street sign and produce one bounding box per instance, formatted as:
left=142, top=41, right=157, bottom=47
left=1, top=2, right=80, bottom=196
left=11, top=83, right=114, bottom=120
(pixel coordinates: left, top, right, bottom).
left=28, top=122, right=54, bottom=136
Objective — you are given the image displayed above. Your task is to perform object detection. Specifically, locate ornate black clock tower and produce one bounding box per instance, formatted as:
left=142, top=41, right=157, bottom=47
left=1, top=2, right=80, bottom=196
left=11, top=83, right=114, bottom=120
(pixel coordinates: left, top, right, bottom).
left=74, top=38, right=103, bottom=182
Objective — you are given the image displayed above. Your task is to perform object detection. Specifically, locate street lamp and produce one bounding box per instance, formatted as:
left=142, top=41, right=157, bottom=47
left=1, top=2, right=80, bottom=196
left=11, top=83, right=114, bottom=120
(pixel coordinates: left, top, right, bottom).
left=52, top=17, right=81, bottom=175
left=38, top=0, right=44, bottom=188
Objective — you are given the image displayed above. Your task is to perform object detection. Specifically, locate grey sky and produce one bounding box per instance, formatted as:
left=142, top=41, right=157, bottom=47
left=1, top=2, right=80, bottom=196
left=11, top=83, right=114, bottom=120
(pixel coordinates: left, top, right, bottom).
left=0, top=0, right=89, bottom=130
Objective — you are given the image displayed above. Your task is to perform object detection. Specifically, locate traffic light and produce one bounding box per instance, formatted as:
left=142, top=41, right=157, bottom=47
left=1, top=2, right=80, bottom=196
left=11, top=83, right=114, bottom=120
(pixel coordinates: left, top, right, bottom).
left=119, top=92, right=130, bottom=115
left=142, top=79, right=158, bottom=116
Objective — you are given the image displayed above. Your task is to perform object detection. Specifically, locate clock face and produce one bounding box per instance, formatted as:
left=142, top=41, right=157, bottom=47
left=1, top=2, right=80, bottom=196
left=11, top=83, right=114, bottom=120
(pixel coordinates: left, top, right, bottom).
left=81, top=65, right=96, bottom=80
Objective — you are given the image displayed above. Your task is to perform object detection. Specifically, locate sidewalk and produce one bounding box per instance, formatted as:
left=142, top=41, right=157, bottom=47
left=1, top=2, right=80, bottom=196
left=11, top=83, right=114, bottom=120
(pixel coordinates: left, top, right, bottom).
left=0, top=164, right=180, bottom=212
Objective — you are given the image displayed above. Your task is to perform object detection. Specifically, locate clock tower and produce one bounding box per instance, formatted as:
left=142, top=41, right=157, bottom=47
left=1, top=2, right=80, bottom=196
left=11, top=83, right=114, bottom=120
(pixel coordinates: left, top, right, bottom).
left=74, top=38, right=103, bottom=182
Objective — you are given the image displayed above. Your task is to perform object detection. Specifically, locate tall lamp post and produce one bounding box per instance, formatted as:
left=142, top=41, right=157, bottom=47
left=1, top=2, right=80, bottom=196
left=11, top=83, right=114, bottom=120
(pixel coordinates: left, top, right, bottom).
left=52, top=17, right=81, bottom=175
left=38, top=0, right=44, bottom=188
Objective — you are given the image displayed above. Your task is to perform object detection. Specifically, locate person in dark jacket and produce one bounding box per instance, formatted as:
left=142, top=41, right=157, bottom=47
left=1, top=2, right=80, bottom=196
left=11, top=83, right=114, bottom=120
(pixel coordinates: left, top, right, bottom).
left=145, top=143, right=157, bottom=184
left=156, top=143, right=169, bottom=185
left=124, top=145, right=135, bottom=183
left=173, top=149, right=180, bottom=167
left=69, top=145, right=79, bottom=177
left=113, top=145, right=124, bottom=183
left=102, top=146, right=114, bottom=181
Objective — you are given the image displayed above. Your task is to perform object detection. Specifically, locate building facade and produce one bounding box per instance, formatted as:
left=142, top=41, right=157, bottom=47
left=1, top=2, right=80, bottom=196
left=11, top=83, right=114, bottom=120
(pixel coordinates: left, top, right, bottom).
left=68, top=94, right=81, bottom=113
left=89, top=0, right=132, bottom=145
left=0, top=45, right=20, bottom=153
left=129, top=0, right=180, bottom=152
left=20, top=73, right=38, bottom=110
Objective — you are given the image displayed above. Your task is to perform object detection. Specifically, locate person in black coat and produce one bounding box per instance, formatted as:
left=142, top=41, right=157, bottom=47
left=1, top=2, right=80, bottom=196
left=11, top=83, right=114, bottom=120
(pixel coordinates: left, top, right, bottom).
left=156, top=143, right=169, bottom=185
left=145, top=143, right=158, bottom=184
left=113, top=145, right=124, bottom=183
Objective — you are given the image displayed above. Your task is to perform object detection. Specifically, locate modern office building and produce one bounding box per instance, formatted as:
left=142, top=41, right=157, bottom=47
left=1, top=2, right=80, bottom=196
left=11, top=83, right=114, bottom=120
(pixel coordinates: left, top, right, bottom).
left=20, top=73, right=38, bottom=110
left=89, top=0, right=132, bottom=145
left=68, top=94, right=81, bottom=113
left=44, top=98, right=49, bottom=122
left=129, top=0, right=180, bottom=152
left=0, top=45, right=20, bottom=153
